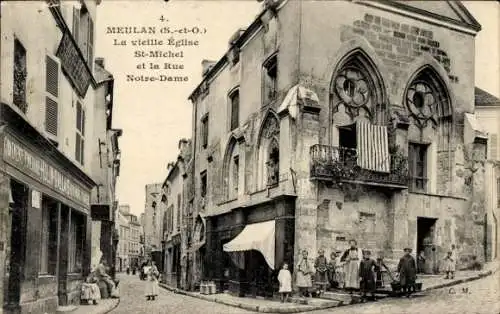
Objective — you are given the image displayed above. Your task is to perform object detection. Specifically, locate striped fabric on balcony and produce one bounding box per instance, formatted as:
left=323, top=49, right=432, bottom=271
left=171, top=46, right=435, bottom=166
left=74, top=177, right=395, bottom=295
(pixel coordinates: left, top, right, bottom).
left=356, top=121, right=390, bottom=173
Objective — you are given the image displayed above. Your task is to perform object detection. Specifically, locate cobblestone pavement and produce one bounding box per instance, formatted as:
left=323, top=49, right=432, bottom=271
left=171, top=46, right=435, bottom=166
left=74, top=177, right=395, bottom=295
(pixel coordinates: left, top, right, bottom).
left=311, top=273, right=500, bottom=314
left=110, top=274, right=252, bottom=314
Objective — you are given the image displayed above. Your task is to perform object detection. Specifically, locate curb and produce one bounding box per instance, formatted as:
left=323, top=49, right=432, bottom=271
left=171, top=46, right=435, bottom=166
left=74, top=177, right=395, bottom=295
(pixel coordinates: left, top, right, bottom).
left=422, top=269, right=494, bottom=292
left=159, top=284, right=339, bottom=313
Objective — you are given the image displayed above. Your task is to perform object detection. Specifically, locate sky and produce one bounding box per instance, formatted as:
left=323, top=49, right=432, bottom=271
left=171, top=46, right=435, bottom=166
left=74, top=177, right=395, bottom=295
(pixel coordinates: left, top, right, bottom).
left=95, top=0, right=500, bottom=217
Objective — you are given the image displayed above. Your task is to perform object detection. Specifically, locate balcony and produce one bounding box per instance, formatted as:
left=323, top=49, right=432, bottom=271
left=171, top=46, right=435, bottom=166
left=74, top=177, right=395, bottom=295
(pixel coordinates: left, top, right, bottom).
left=310, top=144, right=409, bottom=189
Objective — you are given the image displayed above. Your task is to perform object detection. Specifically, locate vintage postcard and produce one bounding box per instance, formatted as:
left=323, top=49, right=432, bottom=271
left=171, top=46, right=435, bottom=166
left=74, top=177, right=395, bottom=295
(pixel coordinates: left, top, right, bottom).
left=0, top=0, right=499, bottom=313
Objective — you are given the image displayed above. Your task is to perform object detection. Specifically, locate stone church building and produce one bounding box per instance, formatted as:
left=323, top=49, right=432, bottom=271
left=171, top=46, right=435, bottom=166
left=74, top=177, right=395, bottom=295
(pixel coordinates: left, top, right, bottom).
left=188, top=0, right=489, bottom=295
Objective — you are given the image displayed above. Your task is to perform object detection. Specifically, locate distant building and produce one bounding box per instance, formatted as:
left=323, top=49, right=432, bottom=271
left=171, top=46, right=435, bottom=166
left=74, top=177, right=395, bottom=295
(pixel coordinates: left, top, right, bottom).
left=143, top=183, right=163, bottom=257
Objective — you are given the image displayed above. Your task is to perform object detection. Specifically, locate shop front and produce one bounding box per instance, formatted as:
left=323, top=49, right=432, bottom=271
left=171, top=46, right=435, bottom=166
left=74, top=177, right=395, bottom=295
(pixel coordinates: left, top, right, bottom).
left=1, top=104, right=94, bottom=314
left=163, top=234, right=181, bottom=288
left=205, top=196, right=295, bottom=298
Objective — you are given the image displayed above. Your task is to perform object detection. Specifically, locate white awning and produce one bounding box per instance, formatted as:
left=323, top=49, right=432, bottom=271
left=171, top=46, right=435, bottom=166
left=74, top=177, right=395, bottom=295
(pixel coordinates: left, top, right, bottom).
left=223, top=220, right=276, bottom=270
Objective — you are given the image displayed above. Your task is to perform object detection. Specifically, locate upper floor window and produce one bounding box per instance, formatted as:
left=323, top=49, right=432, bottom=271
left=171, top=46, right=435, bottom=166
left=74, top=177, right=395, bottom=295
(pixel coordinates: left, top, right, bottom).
left=177, top=193, right=181, bottom=232
left=229, top=89, right=240, bottom=131
left=13, top=39, right=27, bottom=113
left=232, top=156, right=239, bottom=194
left=75, top=101, right=86, bottom=165
left=200, top=170, right=207, bottom=198
left=72, top=4, right=94, bottom=67
left=408, top=143, right=428, bottom=192
left=262, top=55, right=278, bottom=105
left=201, top=114, right=209, bottom=149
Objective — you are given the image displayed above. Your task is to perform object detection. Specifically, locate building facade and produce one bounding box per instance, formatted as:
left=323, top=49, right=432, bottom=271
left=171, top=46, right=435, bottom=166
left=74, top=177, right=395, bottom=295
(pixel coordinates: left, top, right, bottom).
left=474, top=87, right=500, bottom=261
left=118, top=205, right=142, bottom=269
left=0, top=0, right=108, bottom=312
left=161, top=139, right=192, bottom=289
left=143, top=183, right=163, bottom=258
left=188, top=0, right=488, bottom=297
left=116, top=209, right=130, bottom=272
left=89, top=57, right=122, bottom=277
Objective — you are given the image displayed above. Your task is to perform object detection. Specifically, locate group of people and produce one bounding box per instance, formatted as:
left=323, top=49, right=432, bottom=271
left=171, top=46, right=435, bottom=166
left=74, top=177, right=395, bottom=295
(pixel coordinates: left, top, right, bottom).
left=277, top=240, right=422, bottom=302
left=81, top=258, right=120, bottom=305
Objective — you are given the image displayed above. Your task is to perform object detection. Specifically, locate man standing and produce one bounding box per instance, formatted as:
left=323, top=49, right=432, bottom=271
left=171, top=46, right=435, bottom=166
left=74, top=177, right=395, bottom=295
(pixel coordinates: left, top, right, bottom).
left=398, top=248, right=417, bottom=298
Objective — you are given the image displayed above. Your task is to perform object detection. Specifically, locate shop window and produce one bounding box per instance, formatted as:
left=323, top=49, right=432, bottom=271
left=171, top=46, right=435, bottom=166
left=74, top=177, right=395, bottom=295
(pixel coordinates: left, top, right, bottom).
left=263, top=55, right=278, bottom=105
left=229, top=89, right=240, bottom=131
left=45, top=55, right=60, bottom=138
left=201, top=114, right=209, bottom=149
left=40, top=197, right=58, bottom=275
left=68, top=213, right=85, bottom=273
left=75, top=101, right=85, bottom=165
left=13, top=39, right=27, bottom=113
left=409, top=143, right=428, bottom=192
left=200, top=170, right=207, bottom=198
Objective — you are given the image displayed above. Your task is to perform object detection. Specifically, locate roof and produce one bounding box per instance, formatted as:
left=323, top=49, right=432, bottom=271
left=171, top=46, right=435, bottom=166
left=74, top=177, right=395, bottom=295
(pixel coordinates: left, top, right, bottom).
left=94, top=62, right=114, bottom=85
left=475, top=87, right=500, bottom=107
left=386, top=0, right=482, bottom=32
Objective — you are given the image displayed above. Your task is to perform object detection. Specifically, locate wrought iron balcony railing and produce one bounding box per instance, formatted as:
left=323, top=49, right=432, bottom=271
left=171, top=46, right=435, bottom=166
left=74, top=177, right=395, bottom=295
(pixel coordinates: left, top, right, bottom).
left=310, top=144, right=409, bottom=188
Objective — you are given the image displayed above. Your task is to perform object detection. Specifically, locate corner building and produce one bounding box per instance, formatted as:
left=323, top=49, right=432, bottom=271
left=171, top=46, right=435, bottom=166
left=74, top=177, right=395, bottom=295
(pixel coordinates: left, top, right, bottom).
left=1, top=1, right=103, bottom=313
left=188, top=0, right=489, bottom=296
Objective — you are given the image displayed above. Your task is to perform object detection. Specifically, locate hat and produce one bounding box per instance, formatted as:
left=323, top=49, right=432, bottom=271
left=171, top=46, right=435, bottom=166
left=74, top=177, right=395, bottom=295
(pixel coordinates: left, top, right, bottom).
left=363, top=250, right=372, bottom=255
left=404, top=247, right=412, bottom=252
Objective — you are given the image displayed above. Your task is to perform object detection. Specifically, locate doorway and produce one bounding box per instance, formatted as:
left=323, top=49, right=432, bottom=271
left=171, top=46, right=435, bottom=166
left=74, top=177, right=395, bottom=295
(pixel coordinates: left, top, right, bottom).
left=417, top=217, right=438, bottom=274
left=244, top=250, right=272, bottom=298
left=5, top=180, right=28, bottom=311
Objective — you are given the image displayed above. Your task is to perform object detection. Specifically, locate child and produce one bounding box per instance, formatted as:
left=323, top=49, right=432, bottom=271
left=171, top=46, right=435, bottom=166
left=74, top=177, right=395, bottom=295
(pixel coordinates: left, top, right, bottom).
left=278, top=263, right=292, bottom=303
left=314, top=249, right=328, bottom=296
left=359, top=250, right=378, bottom=302
left=398, top=248, right=417, bottom=298
left=443, top=251, right=456, bottom=279
left=327, top=251, right=338, bottom=289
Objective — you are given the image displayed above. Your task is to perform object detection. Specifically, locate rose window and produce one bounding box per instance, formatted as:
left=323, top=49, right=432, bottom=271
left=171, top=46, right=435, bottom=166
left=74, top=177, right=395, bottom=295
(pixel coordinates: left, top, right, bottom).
left=334, top=67, right=370, bottom=108
left=406, top=81, right=437, bottom=121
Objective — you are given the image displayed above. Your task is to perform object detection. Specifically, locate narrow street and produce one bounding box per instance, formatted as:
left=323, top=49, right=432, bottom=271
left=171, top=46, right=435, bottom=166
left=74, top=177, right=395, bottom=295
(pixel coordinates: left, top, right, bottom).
left=110, top=274, right=251, bottom=314
left=111, top=273, right=500, bottom=314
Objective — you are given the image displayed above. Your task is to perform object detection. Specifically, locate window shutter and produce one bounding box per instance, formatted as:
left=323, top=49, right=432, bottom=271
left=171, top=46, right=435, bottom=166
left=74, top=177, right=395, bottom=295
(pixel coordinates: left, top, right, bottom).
left=489, top=133, right=498, bottom=160
left=80, top=136, right=85, bottom=165
left=46, top=56, right=59, bottom=97
left=75, top=133, right=82, bottom=163
left=87, top=16, right=94, bottom=65
left=45, top=97, right=58, bottom=136
left=72, top=7, right=80, bottom=44
left=45, top=55, right=59, bottom=137
left=81, top=108, right=86, bottom=136
left=76, top=102, right=83, bottom=132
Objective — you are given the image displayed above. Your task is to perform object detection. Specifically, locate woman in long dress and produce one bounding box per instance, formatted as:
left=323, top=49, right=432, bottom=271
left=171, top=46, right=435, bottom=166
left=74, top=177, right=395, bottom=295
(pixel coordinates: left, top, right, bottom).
left=341, top=240, right=363, bottom=293
left=145, top=261, right=160, bottom=300
left=296, top=250, right=313, bottom=297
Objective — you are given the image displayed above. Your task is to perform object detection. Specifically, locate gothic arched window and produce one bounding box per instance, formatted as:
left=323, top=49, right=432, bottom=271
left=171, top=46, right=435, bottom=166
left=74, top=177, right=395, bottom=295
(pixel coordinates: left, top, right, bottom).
left=256, top=112, right=280, bottom=190
left=330, top=49, right=387, bottom=127
left=405, top=66, right=452, bottom=129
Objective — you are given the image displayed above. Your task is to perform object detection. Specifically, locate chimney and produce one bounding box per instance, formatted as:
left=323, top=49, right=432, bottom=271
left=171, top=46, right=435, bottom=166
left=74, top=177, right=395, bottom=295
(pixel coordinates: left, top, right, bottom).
left=95, top=57, right=105, bottom=68
left=201, top=59, right=216, bottom=77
